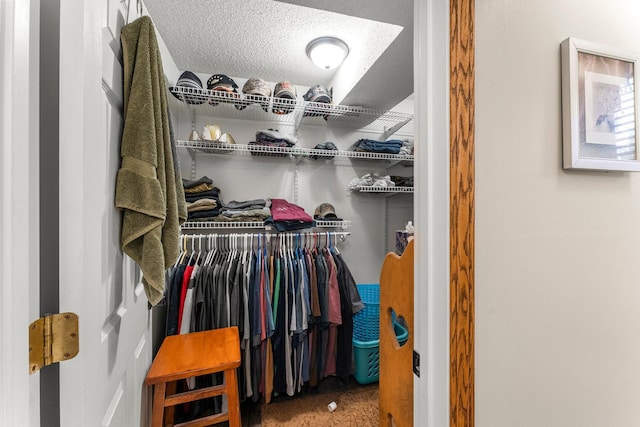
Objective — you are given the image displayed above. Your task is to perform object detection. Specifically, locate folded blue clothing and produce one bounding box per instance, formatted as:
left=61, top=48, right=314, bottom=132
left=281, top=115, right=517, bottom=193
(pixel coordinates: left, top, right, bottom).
left=354, top=138, right=403, bottom=154
left=357, top=138, right=403, bottom=146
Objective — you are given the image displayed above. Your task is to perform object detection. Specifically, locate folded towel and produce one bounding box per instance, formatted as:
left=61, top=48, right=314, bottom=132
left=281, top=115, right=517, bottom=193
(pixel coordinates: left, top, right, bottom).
left=184, top=182, right=214, bottom=194
left=185, top=189, right=221, bottom=203
left=187, top=198, right=218, bottom=212
left=224, top=199, right=268, bottom=209
left=182, top=175, right=213, bottom=189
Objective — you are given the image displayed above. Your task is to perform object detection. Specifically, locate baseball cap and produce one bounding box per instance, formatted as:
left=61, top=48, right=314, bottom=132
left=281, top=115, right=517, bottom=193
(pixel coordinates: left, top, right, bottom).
left=169, top=71, right=205, bottom=105
left=206, top=74, right=240, bottom=106
left=314, top=202, right=341, bottom=220
left=243, top=78, right=271, bottom=97
left=272, top=81, right=297, bottom=115
left=303, top=84, right=332, bottom=118
left=238, top=78, right=271, bottom=112
left=303, top=84, right=331, bottom=103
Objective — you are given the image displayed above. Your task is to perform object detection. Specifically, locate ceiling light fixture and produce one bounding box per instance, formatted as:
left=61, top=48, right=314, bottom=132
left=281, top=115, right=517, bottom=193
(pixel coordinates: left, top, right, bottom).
left=306, top=37, right=350, bottom=70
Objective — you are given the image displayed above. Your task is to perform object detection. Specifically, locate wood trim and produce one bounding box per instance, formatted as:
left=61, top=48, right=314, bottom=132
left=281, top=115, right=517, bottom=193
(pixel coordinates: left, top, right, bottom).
left=450, top=0, right=475, bottom=426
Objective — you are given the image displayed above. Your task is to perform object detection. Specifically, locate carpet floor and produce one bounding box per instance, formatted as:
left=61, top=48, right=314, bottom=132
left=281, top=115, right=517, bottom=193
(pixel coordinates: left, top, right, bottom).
left=260, top=381, right=379, bottom=427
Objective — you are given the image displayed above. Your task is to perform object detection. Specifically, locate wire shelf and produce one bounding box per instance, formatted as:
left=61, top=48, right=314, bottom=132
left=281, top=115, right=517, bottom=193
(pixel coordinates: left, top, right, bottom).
left=314, top=220, right=352, bottom=229
left=181, top=221, right=266, bottom=230
left=352, top=186, right=414, bottom=193
left=181, top=219, right=352, bottom=231
left=180, top=231, right=351, bottom=244
left=176, top=140, right=414, bottom=163
left=169, top=86, right=413, bottom=133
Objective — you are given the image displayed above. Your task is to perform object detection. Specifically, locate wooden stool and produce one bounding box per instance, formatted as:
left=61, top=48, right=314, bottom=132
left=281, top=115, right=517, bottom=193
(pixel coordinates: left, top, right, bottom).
left=145, top=327, right=241, bottom=427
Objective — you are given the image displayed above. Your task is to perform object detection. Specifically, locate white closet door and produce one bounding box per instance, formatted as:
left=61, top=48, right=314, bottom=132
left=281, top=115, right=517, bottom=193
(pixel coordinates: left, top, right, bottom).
left=0, top=1, right=41, bottom=426
left=58, top=1, right=153, bottom=426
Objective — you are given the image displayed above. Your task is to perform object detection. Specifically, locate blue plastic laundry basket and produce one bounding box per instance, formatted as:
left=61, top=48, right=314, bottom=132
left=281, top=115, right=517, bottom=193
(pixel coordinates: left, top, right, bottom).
left=352, top=284, right=409, bottom=384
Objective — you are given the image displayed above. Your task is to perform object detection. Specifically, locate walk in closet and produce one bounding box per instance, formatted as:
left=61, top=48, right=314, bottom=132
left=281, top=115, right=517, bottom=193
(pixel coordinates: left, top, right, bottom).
left=169, top=88, right=414, bottom=279
left=144, top=0, right=415, bottom=422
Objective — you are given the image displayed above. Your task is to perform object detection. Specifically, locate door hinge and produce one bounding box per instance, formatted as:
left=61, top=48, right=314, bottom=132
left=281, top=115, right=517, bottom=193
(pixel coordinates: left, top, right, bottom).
left=413, top=350, right=420, bottom=377
left=29, top=312, right=79, bottom=374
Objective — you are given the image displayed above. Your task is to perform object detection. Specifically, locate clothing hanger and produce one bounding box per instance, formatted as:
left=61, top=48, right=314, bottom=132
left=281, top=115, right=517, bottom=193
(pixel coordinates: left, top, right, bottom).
left=194, top=235, right=203, bottom=266
left=296, top=233, right=303, bottom=257
left=180, top=234, right=191, bottom=265
left=185, top=234, right=196, bottom=265
left=331, top=232, right=341, bottom=255
left=288, top=232, right=295, bottom=261
left=203, top=235, right=213, bottom=266
left=231, top=233, right=237, bottom=260
left=173, top=235, right=185, bottom=268
left=241, top=233, right=248, bottom=264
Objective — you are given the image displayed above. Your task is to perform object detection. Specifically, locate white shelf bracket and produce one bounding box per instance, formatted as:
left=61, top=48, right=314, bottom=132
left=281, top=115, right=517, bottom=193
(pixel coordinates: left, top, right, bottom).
left=293, top=107, right=305, bottom=134
left=379, top=116, right=413, bottom=141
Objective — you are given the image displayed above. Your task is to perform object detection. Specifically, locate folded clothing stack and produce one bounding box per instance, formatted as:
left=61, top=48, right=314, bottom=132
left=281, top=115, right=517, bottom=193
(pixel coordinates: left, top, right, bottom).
left=248, top=128, right=298, bottom=157
left=348, top=173, right=396, bottom=189
left=390, top=176, right=414, bottom=187
left=264, top=198, right=315, bottom=231
left=398, top=138, right=414, bottom=156
left=353, top=138, right=403, bottom=155
left=183, top=176, right=223, bottom=220
left=351, top=138, right=414, bottom=156
left=310, top=141, right=338, bottom=160
left=217, top=199, right=271, bottom=223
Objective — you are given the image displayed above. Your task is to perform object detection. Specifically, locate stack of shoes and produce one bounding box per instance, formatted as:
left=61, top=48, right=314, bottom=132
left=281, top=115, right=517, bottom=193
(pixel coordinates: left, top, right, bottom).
left=183, top=176, right=223, bottom=221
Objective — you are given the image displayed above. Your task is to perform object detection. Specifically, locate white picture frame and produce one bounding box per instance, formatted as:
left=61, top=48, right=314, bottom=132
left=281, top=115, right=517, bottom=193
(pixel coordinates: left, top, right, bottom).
left=561, top=37, right=640, bottom=171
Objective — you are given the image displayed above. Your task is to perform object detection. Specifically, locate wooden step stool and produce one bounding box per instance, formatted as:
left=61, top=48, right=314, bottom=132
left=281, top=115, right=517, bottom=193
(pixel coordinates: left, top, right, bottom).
left=145, top=327, right=242, bottom=427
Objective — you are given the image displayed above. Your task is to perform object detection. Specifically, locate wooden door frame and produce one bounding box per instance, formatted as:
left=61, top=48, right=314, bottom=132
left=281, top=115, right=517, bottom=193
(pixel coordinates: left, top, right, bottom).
left=450, top=0, right=475, bottom=426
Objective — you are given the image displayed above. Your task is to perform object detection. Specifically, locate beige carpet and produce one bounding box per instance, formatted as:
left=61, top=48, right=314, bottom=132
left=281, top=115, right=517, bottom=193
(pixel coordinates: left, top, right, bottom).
left=261, top=383, right=379, bottom=427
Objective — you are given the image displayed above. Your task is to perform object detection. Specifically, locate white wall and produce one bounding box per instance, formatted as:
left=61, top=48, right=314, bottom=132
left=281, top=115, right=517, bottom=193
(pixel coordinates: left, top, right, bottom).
left=476, top=1, right=640, bottom=426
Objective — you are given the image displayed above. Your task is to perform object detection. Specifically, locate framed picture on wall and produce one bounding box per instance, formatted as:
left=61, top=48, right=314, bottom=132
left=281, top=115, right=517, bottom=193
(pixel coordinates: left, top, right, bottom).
left=561, top=37, right=640, bottom=171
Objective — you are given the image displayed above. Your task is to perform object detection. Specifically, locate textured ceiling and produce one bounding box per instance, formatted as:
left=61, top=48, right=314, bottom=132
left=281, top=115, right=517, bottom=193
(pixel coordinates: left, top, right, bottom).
left=144, top=0, right=413, bottom=110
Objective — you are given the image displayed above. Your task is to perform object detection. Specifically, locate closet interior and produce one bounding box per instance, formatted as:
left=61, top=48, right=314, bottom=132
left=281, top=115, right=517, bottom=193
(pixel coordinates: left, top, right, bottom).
left=145, top=0, right=415, bottom=423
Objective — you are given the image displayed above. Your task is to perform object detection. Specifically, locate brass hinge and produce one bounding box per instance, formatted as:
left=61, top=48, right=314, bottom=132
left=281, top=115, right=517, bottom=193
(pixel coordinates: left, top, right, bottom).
left=29, top=312, right=79, bottom=374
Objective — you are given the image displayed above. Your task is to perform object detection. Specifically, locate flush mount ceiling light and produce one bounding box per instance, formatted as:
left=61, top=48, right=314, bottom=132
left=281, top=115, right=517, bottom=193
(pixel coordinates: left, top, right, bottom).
left=306, top=37, right=350, bottom=70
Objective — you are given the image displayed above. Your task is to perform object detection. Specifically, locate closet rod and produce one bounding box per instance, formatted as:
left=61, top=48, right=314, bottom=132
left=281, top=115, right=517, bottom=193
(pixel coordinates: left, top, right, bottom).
left=181, top=231, right=351, bottom=243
